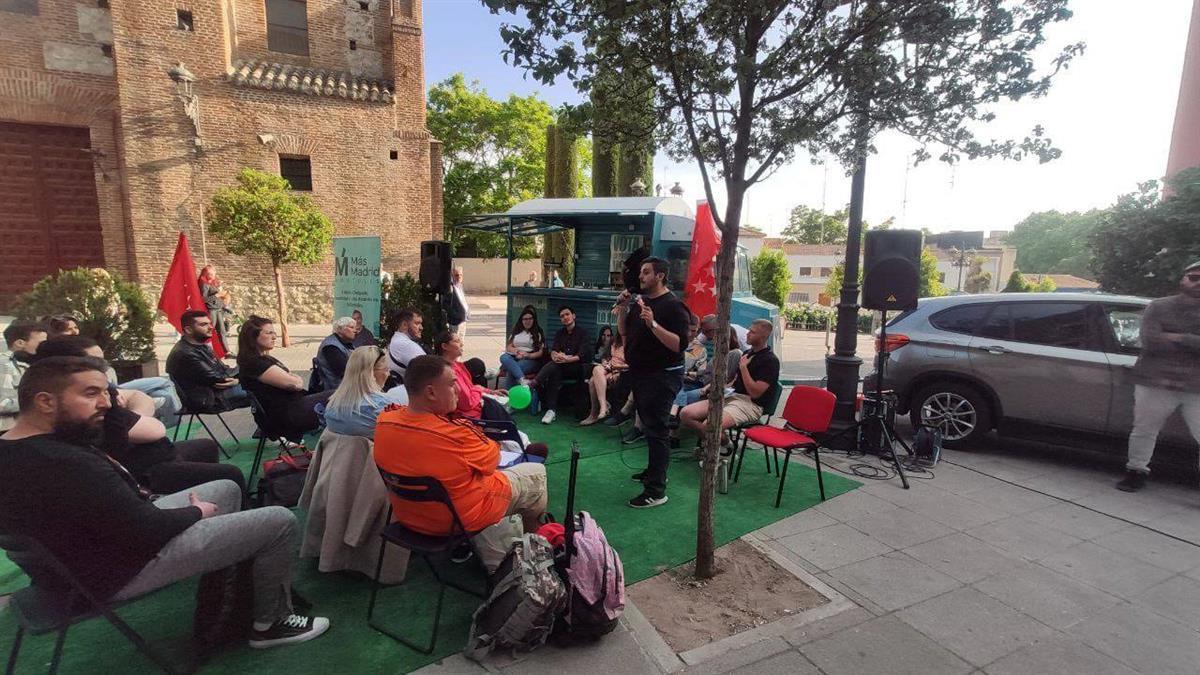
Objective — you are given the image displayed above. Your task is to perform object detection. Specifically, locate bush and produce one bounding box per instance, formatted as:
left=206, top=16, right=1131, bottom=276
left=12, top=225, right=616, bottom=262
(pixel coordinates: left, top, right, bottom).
left=780, top=302, right=873, bottom=333
left=378, top=273, right=448, bottom=352
left=14, top=268, right=156, bottom=361
left=750, top=248, right=790, bottom=307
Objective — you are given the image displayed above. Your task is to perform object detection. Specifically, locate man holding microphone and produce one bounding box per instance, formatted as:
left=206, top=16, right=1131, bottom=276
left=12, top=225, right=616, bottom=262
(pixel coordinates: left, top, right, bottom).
left=617, top=256, right=692, bottom=508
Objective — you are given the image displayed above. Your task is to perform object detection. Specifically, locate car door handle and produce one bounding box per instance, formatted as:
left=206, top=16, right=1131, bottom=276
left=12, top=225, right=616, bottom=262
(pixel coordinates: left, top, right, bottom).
left=978, top=345, right=1011, bottom=355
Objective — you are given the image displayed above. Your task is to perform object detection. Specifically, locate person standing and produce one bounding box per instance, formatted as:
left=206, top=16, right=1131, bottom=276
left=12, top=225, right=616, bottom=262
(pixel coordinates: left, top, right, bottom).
left=1116, top=261, right=1200, bottom=492
left=618, top=256, right=691, bottom=508
left=449, top=267, right=471, bottom=338
left=198, top=265, right=233, bottom=357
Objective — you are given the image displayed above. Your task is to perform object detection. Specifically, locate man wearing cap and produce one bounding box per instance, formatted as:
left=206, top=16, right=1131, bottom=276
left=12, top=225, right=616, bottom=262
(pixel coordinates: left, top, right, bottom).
left=1116, top=260, right=1200, bottom=492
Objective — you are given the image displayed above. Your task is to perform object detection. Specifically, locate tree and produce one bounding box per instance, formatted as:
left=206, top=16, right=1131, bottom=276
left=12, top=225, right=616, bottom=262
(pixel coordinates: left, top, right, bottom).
left=782, top=205, right=848, bottom=244
left=1007, top=209, right=1101, bottom=277
left=1003, top=269, right=1031, bottom=292
left=751, top=248, right=791, bottom=307
left=1089, top=167, right=1200, bottom=297
left=1030, top=275, right=1057, bottom=292
left=208, top=168, right=333, bottom=346
left=427, top=74, right=555, bottom=259
left=963, top=256, right=992, bottom=294
left=488, top=0, right=1080, bottom=579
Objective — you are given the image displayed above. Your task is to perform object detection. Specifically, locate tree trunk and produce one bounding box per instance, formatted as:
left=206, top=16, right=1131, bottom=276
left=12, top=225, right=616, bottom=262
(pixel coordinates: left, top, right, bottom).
left=696, top=187, right=744, bottom=579
left=272, top=262, right=291, bottom=347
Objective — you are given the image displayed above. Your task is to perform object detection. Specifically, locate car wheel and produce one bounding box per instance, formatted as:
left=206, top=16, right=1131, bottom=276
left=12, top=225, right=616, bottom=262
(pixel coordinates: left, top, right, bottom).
left=911, top=382, right=992, bottom=448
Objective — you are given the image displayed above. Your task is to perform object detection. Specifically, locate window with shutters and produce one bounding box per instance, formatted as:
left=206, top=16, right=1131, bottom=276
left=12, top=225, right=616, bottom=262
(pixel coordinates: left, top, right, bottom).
left=266, top=0, right=308, bottom=55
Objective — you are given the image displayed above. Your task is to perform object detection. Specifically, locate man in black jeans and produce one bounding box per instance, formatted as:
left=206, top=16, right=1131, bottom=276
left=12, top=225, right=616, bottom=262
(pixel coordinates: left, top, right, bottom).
left=618, top=256, right=691, bottom=508
left=534, top=306, right=592, bottom=424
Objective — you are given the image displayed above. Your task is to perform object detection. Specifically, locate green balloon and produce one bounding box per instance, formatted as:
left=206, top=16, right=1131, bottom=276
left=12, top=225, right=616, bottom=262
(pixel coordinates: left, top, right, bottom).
left=508, top=384, right=532, bottom=410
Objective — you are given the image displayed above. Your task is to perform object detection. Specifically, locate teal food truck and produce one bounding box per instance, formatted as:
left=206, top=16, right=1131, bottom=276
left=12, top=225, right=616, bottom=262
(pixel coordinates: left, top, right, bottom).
left=458, top=196, right=780, bottom=350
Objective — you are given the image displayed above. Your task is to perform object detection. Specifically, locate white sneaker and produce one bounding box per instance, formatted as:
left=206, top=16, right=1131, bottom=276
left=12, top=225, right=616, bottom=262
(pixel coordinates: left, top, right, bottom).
left=541, top=410, right=557, bottom=424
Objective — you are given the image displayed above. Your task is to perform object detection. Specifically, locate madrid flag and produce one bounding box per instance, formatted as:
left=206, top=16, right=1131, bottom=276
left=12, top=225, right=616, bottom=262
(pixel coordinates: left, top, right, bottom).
left=684, top=201, right=721, bottom=318
left=157, top=233, right=225, bottom=358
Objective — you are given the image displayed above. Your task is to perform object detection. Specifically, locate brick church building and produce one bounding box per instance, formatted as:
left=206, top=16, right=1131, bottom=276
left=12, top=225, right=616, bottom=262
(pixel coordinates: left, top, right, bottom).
left=0, top=0, right=442, bottom=320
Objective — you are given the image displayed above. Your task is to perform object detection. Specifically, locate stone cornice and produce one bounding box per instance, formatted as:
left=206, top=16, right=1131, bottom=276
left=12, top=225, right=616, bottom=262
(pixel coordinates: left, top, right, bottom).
left=227, top=59, right=394, bottom=103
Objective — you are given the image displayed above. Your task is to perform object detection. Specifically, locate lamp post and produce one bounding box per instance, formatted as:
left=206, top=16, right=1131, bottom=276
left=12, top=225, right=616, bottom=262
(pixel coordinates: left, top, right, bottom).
left=949, top=246, right=976, bottom=292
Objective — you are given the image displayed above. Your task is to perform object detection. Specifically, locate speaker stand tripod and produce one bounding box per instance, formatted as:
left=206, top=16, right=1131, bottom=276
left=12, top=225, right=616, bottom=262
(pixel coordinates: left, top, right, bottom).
left=823, top=308, right=912, bottom=489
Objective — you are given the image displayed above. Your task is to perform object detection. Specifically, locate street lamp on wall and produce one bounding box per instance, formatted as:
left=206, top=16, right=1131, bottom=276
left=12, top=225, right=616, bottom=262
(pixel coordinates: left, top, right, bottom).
left=168, top=62, right=202, bottom=146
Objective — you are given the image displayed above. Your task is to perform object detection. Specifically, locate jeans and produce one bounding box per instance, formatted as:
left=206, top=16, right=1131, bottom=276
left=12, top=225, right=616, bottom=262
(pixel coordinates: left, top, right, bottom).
left=217, top=384, right=251, bottom=410
left=499, top=353, right=540, bottom=388
left=630, top=368, right=684, bottom=498
left=674, top=383, right=705, bottom=408
left=114, top=480, right=296, bottom=625
left=122, top=376, right=181, bottom=423
left=1126, top=384, right=1200, bottom=473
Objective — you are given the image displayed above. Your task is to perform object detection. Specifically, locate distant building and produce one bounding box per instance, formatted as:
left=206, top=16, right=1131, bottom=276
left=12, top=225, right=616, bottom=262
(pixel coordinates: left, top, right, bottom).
left=739, top=226, right=767, bottom=257
left=1023, top=274, right=1100, bottom=292
left=1167, top=0, right=1200, bottom=183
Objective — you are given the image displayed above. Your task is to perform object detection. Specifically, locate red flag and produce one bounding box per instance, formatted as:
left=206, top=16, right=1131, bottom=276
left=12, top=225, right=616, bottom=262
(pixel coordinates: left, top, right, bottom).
left=157, top=233, right=225, bottom=358
left=684, top=201, right=721, bottom=318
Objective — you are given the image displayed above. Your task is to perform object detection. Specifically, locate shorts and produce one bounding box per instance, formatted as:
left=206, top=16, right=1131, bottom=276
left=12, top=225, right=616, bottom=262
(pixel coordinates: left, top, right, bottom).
left=723, top=394, right=764, bottom=426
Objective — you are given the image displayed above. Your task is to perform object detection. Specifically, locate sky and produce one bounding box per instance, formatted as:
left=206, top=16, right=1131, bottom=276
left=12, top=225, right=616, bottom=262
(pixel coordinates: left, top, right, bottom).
left=424, top=0, right=1195, bottom=236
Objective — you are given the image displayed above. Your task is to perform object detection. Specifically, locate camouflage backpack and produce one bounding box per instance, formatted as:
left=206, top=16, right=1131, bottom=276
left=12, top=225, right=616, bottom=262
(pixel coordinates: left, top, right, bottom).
left=464, top=533, right=566, bottom=660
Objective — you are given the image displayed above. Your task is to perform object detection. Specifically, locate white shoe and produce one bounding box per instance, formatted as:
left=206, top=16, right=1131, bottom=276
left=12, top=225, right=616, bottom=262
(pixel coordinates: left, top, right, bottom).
left=541, top=410, right=557, bottom=424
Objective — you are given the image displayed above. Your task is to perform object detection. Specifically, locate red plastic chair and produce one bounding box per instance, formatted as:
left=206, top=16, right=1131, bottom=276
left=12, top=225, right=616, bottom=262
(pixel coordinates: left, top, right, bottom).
left=735, top=386, right=836, bottom=507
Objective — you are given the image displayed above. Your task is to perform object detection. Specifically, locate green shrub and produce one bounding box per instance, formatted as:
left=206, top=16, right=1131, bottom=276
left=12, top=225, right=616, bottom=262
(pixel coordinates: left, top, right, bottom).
left=780, top=302, right=873, bottom=333
left=14, top=268, right=156, bottom=361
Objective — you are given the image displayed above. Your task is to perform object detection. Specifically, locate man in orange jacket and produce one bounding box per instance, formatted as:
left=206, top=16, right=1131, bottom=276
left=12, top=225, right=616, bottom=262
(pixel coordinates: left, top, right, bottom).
left=374, top=355, right=548, bottom=569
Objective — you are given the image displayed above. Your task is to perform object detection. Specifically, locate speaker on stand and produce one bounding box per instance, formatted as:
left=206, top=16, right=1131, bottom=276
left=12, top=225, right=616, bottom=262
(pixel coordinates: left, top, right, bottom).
left=418, top=240, right=453, bottom=335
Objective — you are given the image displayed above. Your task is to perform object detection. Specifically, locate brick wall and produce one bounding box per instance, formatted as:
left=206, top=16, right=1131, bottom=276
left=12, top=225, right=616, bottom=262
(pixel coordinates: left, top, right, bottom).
left=0, top=0, right=438, bottom=322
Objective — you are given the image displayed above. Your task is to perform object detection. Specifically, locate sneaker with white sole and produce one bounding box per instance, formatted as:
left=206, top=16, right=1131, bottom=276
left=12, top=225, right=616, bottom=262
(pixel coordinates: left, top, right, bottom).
left=627, top=493, right=668, bottom=508
left=248, top=614, right=330, bottom=649
left=541, top=410, right=557, bottom=424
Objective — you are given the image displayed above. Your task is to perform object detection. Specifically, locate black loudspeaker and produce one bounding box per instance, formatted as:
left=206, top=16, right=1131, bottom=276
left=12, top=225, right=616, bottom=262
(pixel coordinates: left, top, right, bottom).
left=419, top=240, right=452, bottom=293
left=862, top=229, right=923, bottom=311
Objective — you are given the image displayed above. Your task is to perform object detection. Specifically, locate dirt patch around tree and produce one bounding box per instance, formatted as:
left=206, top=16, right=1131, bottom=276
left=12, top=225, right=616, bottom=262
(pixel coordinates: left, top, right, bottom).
left=628, top=538, right=829, bottom=653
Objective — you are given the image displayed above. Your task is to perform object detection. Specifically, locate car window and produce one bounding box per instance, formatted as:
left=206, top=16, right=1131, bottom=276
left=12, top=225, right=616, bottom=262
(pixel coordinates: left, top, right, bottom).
left=977, top=304, right=1011, bottom=340
left=1105, top=306, right=1143, bottom=354
left=929, top=304, right=991, bottom=335
left=1007, top=302, right=1094, bottom=349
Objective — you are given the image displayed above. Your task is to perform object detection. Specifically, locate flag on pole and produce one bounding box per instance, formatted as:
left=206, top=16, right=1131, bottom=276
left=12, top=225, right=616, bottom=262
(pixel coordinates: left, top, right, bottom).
left=157, top=232, right=225, bottom=358
left=684, top=201, right=721, bottom=318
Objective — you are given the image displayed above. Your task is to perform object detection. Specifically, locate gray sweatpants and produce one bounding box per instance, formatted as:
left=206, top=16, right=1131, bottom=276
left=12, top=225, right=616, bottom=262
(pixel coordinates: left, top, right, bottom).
left=112, top=480, right=296, bottom=625
left=1126, top=385, right=1200, bottom=474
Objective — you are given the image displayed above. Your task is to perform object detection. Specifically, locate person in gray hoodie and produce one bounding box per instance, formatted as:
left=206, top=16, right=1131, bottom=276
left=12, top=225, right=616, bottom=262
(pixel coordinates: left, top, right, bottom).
left=1117, top=260, right=1200, bottom=492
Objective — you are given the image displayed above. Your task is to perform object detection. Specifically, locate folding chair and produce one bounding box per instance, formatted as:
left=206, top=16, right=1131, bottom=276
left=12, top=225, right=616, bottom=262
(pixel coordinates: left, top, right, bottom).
left=244, top=391, right=303, bottom=500
left=1, top=535, right=185, bottom=675
left=367, top=471, right=486, bottom=654
left=469, top=418, right=525, bottom=451
left=734, top=385, right=836, bottom=507
left=170, top=378, right=241, bottom=457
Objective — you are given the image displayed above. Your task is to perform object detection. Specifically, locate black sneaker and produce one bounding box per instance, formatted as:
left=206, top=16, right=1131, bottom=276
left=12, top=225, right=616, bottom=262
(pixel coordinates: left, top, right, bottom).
left=248, top=614, right=330, bottom=649
left=627, top=493, right=668, bottom=509
left=604, top=413, right=628, bottom=427
left=449, top=541, right=474, bottom=564
left=621, top=427, right=646, bottom=445
left=631, top=470, right=647, bottom=482
left=1115, top=470, right=1147, bottom=492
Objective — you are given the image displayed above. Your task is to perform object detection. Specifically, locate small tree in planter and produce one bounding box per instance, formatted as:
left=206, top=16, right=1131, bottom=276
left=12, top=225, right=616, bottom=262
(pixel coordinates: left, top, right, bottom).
left=14, top=268, right=157, bottom=376
left=208, top=168, right=334, bottom=347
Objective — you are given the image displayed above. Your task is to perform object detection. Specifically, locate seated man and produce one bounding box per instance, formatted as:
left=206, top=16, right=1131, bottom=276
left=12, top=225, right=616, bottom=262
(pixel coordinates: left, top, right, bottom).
left=1, top=320, right=47, bottom=431
left=386, top=308, right=426, bottom=381
left=0, top=357, right=329, bottom=648
left=36, top=333, right=180, bottom=424
left=533, top=306, right=592, bottom=424
left=166, top=310, right=250, bottom=412
left=313, top=316, right=359, bottom=392
left=374, top=355, right=548, bottom=571
left=679, top=319, right=780, bottom=445
left=699, top=314, right=750, bottom=351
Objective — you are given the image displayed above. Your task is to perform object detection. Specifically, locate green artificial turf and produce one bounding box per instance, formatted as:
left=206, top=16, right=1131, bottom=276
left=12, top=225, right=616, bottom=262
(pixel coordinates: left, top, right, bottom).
left=0, top=415, right=857, bottom=674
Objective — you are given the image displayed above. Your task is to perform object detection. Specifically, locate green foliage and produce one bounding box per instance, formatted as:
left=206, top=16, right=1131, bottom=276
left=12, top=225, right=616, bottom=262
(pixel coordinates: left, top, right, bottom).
left=378, top=273, right=446, bottom=352
left=1031, top=276, right=1057, bottom=292
left=750, top=248, right=791, bottom=307
left=919, top=249, right=947, bottom=298
left=208, top=169, right=333, bottom=267
left=783, top=206, right=848, bottom=245
left=963, top=256, right=992, bottom=294
left=14, top=268, right=155, bottom=361
left=427, top=74, right=553, bottom=259
left=1089, top=167, right=1200, bottom=297
left=1007, top=209, right=1100, bottom=277
left=780, top=302, right=873, bottom=333
left=1003, top=269, right=1031, bottom=292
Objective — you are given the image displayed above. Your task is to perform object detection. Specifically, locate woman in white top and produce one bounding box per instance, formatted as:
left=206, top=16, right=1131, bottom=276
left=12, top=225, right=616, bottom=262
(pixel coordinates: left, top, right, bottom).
left=498, top=307, right=545, bottom=389
left=323, top=346, right=408, bottom=439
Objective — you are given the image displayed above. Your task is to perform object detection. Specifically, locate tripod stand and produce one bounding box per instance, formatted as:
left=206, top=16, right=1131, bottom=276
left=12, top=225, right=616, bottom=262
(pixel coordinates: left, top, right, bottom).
left=824, top=308, right=912, bottom=489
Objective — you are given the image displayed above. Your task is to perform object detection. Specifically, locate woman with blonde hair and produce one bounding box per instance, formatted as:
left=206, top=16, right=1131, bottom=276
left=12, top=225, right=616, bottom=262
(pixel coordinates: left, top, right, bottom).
left=323, top=346, right=408, bottom=438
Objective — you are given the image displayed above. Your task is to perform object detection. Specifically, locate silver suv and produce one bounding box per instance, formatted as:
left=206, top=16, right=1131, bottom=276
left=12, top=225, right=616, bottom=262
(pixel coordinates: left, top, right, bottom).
left=874, top=293, right=1195, bottom=457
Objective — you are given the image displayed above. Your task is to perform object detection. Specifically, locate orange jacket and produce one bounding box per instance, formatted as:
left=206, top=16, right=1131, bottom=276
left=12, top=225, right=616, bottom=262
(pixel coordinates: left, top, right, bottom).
left=373, top=405, right=511, bottom=535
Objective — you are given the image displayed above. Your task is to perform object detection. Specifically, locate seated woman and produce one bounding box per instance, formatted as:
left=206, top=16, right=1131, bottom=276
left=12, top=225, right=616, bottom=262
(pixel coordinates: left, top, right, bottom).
left=237, top=316, right=332, bottom=442
left=436, top=331, right=513, bottom=422
left=580, top=330, right=627, bottom=426
left=497, top=306, right=545, bottom=389
left=323, top=346, right=408, bottom=439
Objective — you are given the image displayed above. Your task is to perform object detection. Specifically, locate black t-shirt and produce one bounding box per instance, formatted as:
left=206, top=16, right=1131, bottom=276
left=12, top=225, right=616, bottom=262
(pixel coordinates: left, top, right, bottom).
left=240, top=354, right=304, bottom=420
left=552, top=325, right=592, bottom=362
left=102, top=402, right=176, bottom=479
left=732, top=346, right=781, bottom=407
left=625, top=291, right=691, bottom=371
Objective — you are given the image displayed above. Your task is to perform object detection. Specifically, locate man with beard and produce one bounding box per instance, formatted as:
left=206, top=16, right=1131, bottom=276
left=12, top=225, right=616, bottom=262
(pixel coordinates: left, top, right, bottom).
left=166, top=309, right=250, bottom=412
left=1117, top=260, right=1200, bottom=492
left=0, top=357, right=330, bottom=648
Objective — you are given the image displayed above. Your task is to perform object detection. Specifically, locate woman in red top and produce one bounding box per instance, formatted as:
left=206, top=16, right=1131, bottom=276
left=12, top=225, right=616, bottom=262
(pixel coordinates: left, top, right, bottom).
left=435, top=331, right=512, bottom=421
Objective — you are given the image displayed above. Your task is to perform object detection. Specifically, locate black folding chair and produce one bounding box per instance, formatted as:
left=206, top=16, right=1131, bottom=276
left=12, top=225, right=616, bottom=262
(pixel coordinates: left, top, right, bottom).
left=244, top=391, right=302, bottom=500
left=1, top=535, right=185, bottom=675
left=170, top=378, right=242, bottom=457
left=366, top=471, right=486, bottom=655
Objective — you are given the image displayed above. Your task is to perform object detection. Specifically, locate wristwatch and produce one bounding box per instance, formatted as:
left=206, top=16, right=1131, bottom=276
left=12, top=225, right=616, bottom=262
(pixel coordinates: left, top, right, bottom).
left=651, top=320, right=659, bottom=330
